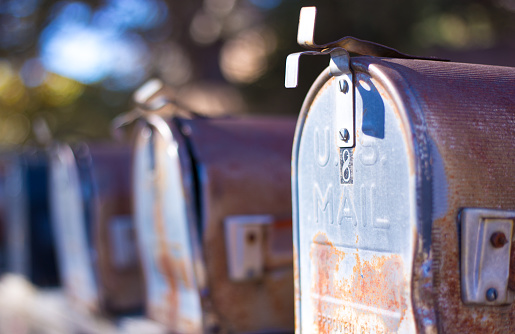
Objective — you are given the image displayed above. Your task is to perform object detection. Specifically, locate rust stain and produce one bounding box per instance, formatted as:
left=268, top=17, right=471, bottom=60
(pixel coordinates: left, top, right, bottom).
left=152, top=142, right=192, bottom=331
left=310, top=232, right=406, bottom=333
left=395, top=59, right=515, bottom=333
left=180, top=117, right=295, bottom=333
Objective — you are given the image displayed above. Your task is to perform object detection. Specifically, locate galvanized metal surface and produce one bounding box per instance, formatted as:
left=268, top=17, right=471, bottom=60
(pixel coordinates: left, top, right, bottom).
left=49, top=143, right=144, bottom=314
left=293, top=66, right=416, bottom=333
left=183, top=117, right=296, bottom=333
left=49, top=144, right=99, bottom=313
left=133, top=117, right=203, bottom=334
left=292, top=56, right=515, bottom=333
left=380, top=58, right=515, bottom=333
left=133, top=116, right=296, bottom=333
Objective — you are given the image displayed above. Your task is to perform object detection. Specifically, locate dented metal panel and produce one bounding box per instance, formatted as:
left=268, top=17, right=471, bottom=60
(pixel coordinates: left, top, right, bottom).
left=292, top=54, right=515, bottom=334
left=133, top=115, right=296, bottom=333
left=49, top=143, right=143, bottom=314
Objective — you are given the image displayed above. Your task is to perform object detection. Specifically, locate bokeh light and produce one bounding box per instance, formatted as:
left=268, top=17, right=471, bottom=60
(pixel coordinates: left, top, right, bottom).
left=39, top=73, right=85, bottom=107
left=0, top=61, right=27, bottom=108
left=39, top=0, right=163, bottom=90
left=220, top=27, right=277, bottom=84
left=190, top=10, right=223, bottom=45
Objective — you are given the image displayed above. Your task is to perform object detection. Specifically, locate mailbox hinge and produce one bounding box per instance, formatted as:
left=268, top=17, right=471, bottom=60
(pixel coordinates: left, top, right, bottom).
left=461, top=208, right=515, bottom=305
left=285, top=7, right=354, bottom=148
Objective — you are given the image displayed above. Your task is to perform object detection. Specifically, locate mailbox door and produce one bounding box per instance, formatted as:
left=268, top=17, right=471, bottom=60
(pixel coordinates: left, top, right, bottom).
left=293, top=67, right=418, bottom=333
left=49, top=144, right=99, bottom=312
left=133, top=118, right=203, bottom=333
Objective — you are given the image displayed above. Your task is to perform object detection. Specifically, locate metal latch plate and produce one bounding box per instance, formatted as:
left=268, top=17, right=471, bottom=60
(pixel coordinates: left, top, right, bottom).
left=224, top=215, right=271, bottom=281
left=224, top=215, right=293, bottom=282
left=461, top=208, right=515, bottom=305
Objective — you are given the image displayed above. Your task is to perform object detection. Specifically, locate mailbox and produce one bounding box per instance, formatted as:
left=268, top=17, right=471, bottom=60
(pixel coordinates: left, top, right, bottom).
left=0, top=149, right=59, bottom=286
left=133, top=112, right=295, bottom=333
left=287, top=7, right=515, bottom=334
left=49, top=143, right=143, bottom=314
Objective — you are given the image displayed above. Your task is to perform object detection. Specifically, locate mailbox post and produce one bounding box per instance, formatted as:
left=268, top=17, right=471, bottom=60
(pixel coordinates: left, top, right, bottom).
left=288, top=7, right=515, bottom=334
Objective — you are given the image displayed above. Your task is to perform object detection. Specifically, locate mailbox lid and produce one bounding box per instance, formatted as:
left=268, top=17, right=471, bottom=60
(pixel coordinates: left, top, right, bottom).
left=133, top=118, right=203, bottom=334
left=179, top=117, right=296, bottom=333
left=49, top=144, right=99, bottom=312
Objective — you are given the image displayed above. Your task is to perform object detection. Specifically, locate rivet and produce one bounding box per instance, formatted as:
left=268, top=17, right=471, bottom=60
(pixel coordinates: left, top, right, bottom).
left=339, top=128, right=350, bottom=142
left=246, top=231, right=257, bottom=244
left=490, top=232, right=508, bottom=248
left=486, top=288, right=498, bottom=302
left=339, top=80, right=349, bottom=94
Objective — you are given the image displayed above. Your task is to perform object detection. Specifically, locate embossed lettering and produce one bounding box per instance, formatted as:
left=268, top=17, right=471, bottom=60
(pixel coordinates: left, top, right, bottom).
left=337, top=187, right=356, bottom=226
left=314, top=183, right=333, bottom=225
left=359, top=136, right=378, bottom=166
left=361, top=183, right=390, bottom=229
left=314, top=127, right=330, bottom=167
left=315, top=312, right=387, bottom=334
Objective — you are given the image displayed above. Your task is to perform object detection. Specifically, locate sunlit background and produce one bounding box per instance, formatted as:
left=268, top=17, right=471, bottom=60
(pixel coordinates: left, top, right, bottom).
left=0, top=0, right=513, bottom=145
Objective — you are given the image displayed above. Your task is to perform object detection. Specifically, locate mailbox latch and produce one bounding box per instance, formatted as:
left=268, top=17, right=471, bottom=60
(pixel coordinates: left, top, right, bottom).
left=461, top=208, right=515, bottom=305
left=224, top=215, right=293, bottom=282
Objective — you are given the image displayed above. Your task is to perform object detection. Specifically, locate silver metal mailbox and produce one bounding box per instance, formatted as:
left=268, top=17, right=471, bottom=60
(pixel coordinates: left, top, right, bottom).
left=287, top=7, right=515, bottom=334
left=49, top=143, right=143, bottom=314
left=133, top=113, right=296, bottom=333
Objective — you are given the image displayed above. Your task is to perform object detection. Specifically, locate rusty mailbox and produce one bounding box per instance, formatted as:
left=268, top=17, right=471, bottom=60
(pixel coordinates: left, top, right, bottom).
left=133, top=112, right=296, bottom=333
left=287, top=7, right=515, bottom=334
left=49, top=143, right=143, bottom=314
left=0, top=149, right=60, bottom=286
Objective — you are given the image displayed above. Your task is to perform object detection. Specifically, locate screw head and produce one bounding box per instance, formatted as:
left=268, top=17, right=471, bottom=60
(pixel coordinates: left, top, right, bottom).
left=339, top=80, right=349, bottom=94
left=490, top=232, right=508, bottom=248
left=486, top=288, right=498, bottom=302
left=339, top=128, right=350, bottom=142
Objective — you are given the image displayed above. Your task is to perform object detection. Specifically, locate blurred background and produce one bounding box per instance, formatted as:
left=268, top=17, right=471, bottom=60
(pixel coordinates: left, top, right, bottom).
left=0, top=0, right=513, bottom=146
left=0, top=1, right=513, bottom=332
